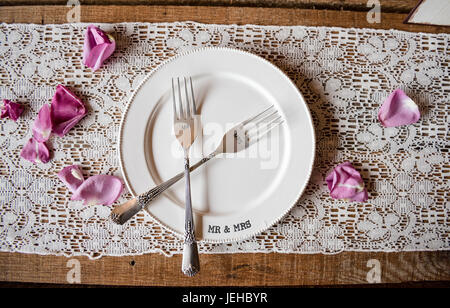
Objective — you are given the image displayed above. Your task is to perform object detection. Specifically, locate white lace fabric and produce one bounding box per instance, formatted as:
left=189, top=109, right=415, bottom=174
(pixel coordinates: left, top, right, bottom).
left=0, top=22, right=448, bottom=259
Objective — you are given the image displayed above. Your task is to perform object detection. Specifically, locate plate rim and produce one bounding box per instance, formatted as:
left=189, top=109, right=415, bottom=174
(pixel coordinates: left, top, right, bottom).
left=118, top=46, right=316, bottom=244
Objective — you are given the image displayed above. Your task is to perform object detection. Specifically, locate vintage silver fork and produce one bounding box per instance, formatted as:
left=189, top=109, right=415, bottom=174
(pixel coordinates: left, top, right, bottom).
left=110, top=105, right=282, bottom=225
left=171, top=77, right=201, bottom=277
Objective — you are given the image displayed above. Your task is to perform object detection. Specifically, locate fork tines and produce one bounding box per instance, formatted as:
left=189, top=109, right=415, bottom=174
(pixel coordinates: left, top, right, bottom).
left=172, top=77, right=197, bottom=120
left=243, top=105, right=283, bottom=141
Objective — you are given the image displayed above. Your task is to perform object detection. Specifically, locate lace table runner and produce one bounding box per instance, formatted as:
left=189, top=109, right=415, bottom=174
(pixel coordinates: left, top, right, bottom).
left=0, top=22, right=448, bottom=259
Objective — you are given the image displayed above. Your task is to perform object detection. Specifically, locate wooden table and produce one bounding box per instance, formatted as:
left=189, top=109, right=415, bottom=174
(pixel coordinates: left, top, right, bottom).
left=0, top=1, right=449, bottom=287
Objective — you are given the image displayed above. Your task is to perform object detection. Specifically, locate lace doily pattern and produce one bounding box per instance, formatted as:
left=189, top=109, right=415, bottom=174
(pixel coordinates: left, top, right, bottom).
left=0, top=22, right=448, bottom=258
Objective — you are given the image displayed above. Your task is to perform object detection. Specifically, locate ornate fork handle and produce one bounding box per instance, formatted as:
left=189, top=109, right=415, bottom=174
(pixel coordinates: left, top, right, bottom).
left=110, top=176, right=179, bottom=225
left=110, top=152, right=217, bottom=225
left=182, top=220, right=200, bottom=276
left=181, top=155, right=200, bottom=276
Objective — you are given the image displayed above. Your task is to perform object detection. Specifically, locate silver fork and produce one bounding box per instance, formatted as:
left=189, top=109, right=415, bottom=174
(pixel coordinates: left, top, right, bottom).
left=110, top=105, right=282, bottom=224
left=172, top=77, right=201, bottom=277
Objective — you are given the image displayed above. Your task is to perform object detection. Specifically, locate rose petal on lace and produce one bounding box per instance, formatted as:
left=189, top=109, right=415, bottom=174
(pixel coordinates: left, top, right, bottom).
left=50, top=85, right=87, bottom=137
left=32, top=104, right=52, bottom=142
left=57, top=165, right=84, bottom=194
left=71, top=175, right=123, bottom=206
left=378, top=89, right=420, bottom=127
left=326, top=162, right=368, bottom=202
left=1, top=99, right=24, bottom=121
left=82, top=24, right=116, bottom=71
left=20, top=137, right=50, bottom=164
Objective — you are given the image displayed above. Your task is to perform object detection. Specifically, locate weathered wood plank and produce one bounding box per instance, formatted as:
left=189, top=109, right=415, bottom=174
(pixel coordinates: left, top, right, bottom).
left=0, top=5, right=448, bottom=33
left=1, top=251, right=449, bottom=286
left=0, top=1, right=420, bottom=13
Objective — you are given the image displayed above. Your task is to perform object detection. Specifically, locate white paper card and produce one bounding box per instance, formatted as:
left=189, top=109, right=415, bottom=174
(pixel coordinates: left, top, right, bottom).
left=406, top=0, right=450, bottom=26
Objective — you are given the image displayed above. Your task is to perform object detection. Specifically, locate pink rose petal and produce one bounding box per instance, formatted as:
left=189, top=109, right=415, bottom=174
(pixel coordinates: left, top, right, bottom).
left=378, top=89, right=420, bottom=127
left=32, top=104, right=52, bottom=142
left=82, top=24, right=116, bottom=71
left=1, top=99, right=24, bottom=121
left=326, top=162, right=368, bottom=202
left=50, top=85, right=86, bottom=137
left=20, top=137, right=50, bottom=164
left=71, top=174, right=123, bottom=206
left=57, top=165, right=84, bottom=194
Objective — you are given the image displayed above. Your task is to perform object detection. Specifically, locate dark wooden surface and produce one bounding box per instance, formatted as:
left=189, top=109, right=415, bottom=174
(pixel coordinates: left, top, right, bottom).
left=0, top=0, right=420, bottom=12
left=0, top=2, right=449, bottom=287
left=1, top=281, right=449, bottom=288
left=1, top=251, right=449, bottom=286
left=1, top=4, right=449, bottom=33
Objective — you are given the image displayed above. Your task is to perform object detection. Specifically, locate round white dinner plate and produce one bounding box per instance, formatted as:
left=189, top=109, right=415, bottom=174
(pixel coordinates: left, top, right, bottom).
left=119, top=47, right=315, bottom=243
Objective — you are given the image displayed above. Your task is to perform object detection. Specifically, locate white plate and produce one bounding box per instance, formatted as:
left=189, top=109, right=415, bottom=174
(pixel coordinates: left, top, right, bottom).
left=119, top=47, right=315, bottom=243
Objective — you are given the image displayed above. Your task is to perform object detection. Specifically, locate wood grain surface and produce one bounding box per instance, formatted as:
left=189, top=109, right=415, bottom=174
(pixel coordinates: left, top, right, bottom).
left=1, top=4, right=449, bottom=34
left=0, top=3, right=449, bottom=287
left=0, top=0, right=420, bottom=12
left=1, top=251, right=449, bottom=286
